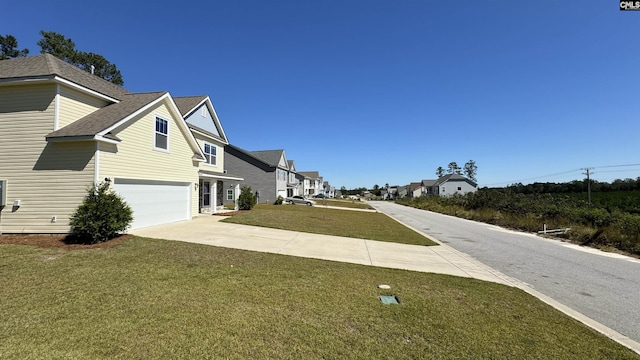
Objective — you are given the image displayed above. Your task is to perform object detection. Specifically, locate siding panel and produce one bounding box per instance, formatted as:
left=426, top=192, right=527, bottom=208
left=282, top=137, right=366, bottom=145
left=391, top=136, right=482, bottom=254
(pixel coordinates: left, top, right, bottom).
left=58, top=87, right=110, bottom=129
left=0, top=84, right=95, bottom=233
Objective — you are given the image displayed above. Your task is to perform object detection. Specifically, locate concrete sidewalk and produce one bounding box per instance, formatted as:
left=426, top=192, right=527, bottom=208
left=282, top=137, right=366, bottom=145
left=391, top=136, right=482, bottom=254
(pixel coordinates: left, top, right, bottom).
left=131, top=215, right=517, bottom=286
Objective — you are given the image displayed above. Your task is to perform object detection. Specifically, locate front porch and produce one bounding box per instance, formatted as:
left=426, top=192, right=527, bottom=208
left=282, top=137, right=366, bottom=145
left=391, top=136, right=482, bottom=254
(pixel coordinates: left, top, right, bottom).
left=198, top=171, right=243, bottom=214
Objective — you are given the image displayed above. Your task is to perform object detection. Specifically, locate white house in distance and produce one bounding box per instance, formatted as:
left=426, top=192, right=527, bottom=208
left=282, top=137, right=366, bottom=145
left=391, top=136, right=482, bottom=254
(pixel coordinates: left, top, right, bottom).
left=404, top=174, right=477, bottom=198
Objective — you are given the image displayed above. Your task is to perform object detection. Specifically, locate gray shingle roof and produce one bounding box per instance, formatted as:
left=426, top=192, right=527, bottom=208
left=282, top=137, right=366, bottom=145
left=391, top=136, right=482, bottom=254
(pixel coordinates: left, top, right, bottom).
left=0, top=54, right=129, bottom=100
left=251, top=150, right=285, bottom=168
left=173, top=96, right=207, bottom=116
left=298, top=171, right=320, bottom=179
left=47, top=92, right=167, bottom=139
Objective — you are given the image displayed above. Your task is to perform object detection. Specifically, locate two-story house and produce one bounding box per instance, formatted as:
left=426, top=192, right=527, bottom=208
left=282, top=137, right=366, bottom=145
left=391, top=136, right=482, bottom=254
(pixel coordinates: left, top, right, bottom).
left=224, top=145, right=293, bottom=204
left=0, top=54, right=240, bottom=233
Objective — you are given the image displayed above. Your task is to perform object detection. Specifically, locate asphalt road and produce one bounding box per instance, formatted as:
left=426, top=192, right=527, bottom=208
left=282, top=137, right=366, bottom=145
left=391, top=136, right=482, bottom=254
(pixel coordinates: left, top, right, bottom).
left=371, top=201, right=640, bottom=344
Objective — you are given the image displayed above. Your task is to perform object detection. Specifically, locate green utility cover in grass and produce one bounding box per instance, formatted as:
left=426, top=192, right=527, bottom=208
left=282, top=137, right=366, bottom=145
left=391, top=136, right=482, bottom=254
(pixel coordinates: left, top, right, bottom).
left=379, top=295, right=399, bottom=304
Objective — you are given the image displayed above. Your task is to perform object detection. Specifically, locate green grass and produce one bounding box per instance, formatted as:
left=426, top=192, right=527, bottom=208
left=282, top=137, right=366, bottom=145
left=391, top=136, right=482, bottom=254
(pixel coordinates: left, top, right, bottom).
left=1, top=238, right=637, bottom=359
left=222, top=204, right=437, bottom=246
left=315, top=198, right=374, bottom=209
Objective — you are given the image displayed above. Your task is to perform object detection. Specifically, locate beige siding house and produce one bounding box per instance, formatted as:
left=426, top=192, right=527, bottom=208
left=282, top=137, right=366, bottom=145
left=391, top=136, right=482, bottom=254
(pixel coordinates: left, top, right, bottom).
left=0, top=54, right=208, bottom=233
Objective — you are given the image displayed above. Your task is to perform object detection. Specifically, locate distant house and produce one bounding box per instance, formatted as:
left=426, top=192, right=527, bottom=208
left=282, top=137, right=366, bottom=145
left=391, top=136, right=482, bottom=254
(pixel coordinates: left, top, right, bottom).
left=298, top=171, right=323, bottom=197
left=434, top=174, right=477, bottom=196
left=408, top=182, right=423, bottom=197
left=286, top=160, right=302, bottom=197
left=396, top=186, right=409, bottom=199
left=224, top=145, right=291, bottom=203
left=414, top=174, right=478, bottom=197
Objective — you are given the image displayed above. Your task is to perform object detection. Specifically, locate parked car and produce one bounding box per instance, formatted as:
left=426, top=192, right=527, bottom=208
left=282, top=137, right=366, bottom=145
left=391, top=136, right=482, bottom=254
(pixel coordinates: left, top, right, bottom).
left=312, top=194, right=327, bottom=199
left=285, top=195, right=316, bottom=206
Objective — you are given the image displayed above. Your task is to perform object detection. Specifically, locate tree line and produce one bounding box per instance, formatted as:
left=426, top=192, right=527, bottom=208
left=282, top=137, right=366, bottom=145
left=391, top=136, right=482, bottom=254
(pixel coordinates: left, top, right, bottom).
left=435, top=160, right=477, bottom=182
left=1, top=31, right=124, bottom=85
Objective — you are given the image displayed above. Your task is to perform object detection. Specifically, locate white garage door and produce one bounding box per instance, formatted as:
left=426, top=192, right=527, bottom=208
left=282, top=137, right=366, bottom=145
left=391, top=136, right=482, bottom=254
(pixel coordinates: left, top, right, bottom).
left=113, top=179, right=191, bottom=229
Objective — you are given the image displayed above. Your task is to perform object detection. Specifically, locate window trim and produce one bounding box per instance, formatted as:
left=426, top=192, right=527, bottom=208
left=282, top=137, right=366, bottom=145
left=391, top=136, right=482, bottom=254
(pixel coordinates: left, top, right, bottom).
left=154, top=116, right=170, bottom=152
left=203, top=142, right=217, bottom=166
left=226, top=189, right=234, bottom=201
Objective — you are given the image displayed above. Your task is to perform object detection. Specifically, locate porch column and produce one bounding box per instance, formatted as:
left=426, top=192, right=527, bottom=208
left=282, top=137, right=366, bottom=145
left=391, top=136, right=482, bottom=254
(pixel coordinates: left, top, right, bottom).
left=212, top=180, right=218, bottom=214
left=234, top=183, right=240, bottom=210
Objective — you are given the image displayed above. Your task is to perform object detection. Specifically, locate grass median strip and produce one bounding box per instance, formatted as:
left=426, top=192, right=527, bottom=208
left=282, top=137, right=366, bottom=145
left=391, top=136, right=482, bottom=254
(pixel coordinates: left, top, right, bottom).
left=1, top=238, right=637, bottom=359
left=222, top=204, right=437, bottom=246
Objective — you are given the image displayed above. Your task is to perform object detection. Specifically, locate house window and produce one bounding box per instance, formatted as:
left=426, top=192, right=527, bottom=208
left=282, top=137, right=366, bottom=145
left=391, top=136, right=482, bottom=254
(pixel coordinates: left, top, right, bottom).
left=204, top=143, right=217, bottom=165
left=155, top=117, right=168, bottom=150
left=226, top=189, right=233, bottom=201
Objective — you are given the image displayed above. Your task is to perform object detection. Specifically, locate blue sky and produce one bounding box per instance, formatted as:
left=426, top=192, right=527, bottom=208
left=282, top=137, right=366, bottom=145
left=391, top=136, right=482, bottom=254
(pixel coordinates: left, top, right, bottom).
left=2, top=0, right=639, bottom=189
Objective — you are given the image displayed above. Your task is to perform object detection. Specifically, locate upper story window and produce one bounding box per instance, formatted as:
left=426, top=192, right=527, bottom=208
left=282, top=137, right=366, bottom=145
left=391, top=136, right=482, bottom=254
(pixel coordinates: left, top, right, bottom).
left=204, top=142, right=217, bottom=165
left=155, top=117, right=169, bottom=150
left=289, top=173, right=296, bottom=183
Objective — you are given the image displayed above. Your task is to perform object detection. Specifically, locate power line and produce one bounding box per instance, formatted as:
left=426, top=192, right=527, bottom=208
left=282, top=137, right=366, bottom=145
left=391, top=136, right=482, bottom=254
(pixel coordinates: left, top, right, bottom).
left=484, top=169, right=582, bottom=187
left=594, top=163, right=640, bottom=169
left=483, top=163, right=640, bottom=187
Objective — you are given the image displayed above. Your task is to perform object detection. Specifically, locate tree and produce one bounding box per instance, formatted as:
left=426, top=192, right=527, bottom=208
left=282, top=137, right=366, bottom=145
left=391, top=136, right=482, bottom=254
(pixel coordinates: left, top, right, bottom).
left=0, top=34, right=29, bottom=60
left=372, top=184, right=381, bottom=196
left=37, top=31, right=124, bottom=85
left=463, top=160, right=477, bottom=182
left=74, top=52, right=124, bottom=85
left=37, top=31, right=76, bottom=62
left=436, top=166, right=445, bottom=177
left=447, top=162, right=461, bottom=175
left=238, top=186, right=257, bottom=210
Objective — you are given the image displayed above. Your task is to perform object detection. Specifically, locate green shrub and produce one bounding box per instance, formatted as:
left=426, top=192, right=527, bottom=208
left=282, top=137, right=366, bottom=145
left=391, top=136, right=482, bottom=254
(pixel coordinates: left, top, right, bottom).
left=68, top=182, right=133, bottom=244
left=274, top=195, right=284, bottom=205
left=238, top=186, right=256, bottom=210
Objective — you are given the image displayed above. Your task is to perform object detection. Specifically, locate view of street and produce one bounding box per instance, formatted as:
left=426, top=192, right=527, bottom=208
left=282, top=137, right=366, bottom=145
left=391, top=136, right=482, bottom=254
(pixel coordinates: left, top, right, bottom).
left=372, top=201, right=640, bottom=344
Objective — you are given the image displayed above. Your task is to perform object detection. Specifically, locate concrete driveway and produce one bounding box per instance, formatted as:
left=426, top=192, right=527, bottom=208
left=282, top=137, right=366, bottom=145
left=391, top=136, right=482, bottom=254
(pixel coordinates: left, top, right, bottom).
left=131, top=215, right=516, bottom=286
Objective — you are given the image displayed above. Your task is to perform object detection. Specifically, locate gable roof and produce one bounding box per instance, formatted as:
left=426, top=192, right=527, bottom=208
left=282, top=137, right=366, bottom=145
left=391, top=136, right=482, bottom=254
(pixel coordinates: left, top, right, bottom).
left=251, top=150, right=287, bottom=168
left=287, top=160, right=296, bottom=172
left=298, top=171, right=319, bottom=178
left=46, top=91, right=205, bottom=160
left=409, top=182, right=422, bottom=191
left=47, top=92, right=166, bottom=141
left=435, top=174, right=477, bottom=187
left=173, top=96, right=206, bottom=115
left=174, top=95, right=230, bottom=145
left=0, top=54, right=129, bottom=101
left=421, top=179, right=437, bottom=187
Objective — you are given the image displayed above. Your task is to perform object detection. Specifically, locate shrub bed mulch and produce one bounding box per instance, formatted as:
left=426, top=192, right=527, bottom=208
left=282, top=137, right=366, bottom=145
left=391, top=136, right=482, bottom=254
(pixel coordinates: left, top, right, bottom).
left=0, top=234, right=131, bottom=249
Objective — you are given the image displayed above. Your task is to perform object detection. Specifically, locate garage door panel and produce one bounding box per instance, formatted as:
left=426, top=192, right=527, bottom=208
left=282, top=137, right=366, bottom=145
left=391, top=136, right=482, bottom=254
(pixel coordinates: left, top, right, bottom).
left=113, top=180, right=190, bottom=230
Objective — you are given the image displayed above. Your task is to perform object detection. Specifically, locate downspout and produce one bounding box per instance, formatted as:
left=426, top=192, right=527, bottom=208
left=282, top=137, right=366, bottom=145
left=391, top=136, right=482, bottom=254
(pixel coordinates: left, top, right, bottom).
left=234, top=184, right=240, bottom=210
left=54, top=84, right=60, bottom=130
left=94, top=142, right=100, bottom=185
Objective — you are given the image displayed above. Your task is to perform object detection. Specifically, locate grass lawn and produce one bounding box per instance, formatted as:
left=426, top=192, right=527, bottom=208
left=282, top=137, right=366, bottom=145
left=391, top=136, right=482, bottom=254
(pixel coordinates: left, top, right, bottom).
left=314, top=198, right=374, bottom=209
left=222, top=204, right=437, bottom=246
left=2, top=238, right=637, bottom=359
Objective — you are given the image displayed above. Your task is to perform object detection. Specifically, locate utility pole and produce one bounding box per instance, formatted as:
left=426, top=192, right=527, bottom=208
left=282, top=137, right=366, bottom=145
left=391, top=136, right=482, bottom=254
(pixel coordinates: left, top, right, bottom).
left=581, top=167, right=594, bottom=206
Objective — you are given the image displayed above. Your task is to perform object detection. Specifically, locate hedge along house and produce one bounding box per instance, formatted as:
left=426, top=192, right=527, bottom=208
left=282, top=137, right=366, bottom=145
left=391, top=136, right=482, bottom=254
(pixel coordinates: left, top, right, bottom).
left=174, top=96, right=243, bottom=212
left=0, top=54, right=207, bottom=232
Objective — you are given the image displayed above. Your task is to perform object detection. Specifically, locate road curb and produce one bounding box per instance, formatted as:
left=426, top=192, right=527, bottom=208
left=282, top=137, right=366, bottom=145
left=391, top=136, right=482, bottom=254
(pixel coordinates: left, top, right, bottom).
left=371, top=202, right=640, bottom=356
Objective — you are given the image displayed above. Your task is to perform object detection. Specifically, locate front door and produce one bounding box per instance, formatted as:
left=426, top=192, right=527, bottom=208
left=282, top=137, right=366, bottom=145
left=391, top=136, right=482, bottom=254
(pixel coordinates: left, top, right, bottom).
left=199, top=181, right=211, bottom=212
